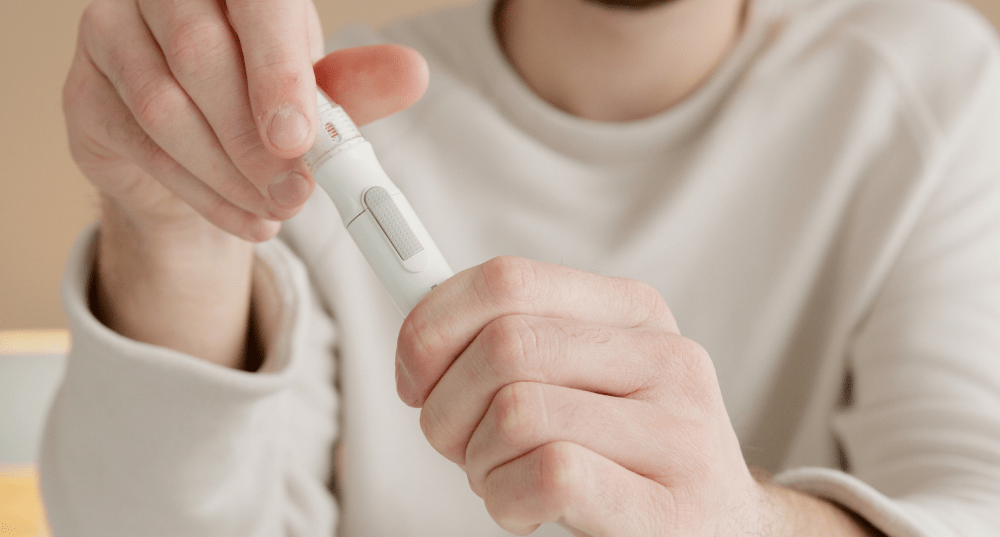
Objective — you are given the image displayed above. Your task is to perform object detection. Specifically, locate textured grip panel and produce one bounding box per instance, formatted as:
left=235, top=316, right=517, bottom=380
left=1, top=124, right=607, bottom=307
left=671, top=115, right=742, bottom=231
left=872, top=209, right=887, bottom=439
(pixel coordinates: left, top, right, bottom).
left=364, top=187, right=424, bottom=261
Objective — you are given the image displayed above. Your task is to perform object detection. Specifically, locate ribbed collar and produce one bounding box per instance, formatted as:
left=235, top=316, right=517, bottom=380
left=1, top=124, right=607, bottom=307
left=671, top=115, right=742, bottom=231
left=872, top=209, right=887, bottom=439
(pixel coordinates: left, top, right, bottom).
left=466, top=0, right=788, bottom=162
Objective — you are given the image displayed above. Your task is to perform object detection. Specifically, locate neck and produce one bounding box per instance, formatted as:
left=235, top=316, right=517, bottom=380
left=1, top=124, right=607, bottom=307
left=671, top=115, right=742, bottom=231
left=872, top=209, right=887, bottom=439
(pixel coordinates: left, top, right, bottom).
left=495, top=0, right=748, bottom=122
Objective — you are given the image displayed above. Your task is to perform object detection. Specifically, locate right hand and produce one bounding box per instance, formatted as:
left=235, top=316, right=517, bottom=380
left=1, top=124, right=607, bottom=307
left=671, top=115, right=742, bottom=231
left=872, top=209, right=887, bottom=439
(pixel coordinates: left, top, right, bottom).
left=65, top=0, right=430, bottom=243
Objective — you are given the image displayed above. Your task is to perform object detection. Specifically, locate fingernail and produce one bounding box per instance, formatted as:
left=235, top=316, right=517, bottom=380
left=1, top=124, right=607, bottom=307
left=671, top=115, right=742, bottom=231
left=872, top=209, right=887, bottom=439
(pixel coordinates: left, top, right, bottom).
left=268, top=103, right=310, bottom=151
left=268, top=170, right=310, bottom=208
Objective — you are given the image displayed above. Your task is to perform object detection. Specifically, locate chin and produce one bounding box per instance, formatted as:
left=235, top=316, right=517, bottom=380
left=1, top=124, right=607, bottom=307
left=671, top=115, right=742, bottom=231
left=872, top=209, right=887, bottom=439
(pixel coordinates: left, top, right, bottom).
left=581, top=0, right=677, bottom=9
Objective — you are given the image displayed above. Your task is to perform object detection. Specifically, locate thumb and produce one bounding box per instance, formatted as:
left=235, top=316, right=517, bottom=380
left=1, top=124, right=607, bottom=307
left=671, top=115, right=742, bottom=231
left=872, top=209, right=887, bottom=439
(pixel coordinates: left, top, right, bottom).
left=314, top=44, right=430, bottom=127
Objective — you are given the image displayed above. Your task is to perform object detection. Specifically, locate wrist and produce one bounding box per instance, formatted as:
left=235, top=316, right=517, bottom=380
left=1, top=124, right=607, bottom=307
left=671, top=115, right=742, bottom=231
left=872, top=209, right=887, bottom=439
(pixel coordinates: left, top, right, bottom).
left=98, top=195, right=252, bottom=266
left=93, top=198, right=258, bottom=369
left=751, top=470, right=885, bottom=537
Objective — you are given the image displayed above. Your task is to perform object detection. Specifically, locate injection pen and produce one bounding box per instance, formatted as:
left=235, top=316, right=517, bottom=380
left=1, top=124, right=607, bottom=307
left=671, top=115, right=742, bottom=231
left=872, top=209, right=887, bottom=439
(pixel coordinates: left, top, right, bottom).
left=303, top=89, right=454, bottom=316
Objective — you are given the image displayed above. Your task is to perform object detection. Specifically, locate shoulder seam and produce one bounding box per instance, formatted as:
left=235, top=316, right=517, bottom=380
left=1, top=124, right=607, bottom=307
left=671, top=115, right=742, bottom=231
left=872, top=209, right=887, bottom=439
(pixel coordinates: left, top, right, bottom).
left=838, top=24, right=945, bottom=156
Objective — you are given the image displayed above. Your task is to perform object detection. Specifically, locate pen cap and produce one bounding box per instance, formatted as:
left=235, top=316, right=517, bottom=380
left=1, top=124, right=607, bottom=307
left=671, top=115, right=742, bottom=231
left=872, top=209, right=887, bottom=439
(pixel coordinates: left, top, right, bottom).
left=304, top=90, right=364, bottom=171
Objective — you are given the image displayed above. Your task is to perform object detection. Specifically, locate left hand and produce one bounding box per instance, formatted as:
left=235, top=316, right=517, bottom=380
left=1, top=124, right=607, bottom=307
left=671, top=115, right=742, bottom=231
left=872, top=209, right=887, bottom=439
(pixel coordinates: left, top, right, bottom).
left=395, top=256, right=768, bottom=536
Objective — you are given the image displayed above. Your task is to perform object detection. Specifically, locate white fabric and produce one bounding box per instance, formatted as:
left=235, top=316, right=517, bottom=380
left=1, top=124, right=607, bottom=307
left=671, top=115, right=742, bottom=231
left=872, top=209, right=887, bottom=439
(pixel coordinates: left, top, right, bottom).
left=41, top=0, right=1000, bottom=535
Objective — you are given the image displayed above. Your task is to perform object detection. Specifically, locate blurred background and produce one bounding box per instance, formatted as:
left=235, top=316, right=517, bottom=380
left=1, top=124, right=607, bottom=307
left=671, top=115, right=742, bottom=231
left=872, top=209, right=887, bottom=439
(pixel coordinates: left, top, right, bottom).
left=1, top=0, right=999, bottom=534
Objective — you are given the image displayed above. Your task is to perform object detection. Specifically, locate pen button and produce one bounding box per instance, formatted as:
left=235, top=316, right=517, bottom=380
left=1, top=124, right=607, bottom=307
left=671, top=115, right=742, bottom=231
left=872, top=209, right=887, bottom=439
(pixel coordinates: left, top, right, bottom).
left=363, top=187, right=425, bottom=262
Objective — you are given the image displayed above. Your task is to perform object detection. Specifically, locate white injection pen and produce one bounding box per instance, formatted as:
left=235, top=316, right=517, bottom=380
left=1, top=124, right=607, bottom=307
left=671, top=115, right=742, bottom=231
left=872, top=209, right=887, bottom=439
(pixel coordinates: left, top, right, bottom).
left=303, top=89, right=454, bottom=316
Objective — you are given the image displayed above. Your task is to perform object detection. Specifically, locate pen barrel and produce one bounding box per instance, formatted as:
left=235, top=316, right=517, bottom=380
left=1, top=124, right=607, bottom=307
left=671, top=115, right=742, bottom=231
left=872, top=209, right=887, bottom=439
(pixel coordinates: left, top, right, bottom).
left=346, top=186, right=454, bottom=316
left=308, top=91, right=453, bottom=316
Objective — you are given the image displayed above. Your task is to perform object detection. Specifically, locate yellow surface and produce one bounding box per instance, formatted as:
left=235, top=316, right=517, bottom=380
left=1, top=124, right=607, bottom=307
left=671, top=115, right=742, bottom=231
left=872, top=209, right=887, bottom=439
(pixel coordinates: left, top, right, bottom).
left=0, top=466, right=50, bottom=537
left=0, top=331, right=69, bottom=355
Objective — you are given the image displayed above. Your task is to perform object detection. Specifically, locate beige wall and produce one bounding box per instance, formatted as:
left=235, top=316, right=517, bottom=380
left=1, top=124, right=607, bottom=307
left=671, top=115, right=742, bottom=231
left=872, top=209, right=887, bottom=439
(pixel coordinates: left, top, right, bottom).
left=1, top=0, right=998, bottom=330
left=972, top=0, right=1000, bottom=23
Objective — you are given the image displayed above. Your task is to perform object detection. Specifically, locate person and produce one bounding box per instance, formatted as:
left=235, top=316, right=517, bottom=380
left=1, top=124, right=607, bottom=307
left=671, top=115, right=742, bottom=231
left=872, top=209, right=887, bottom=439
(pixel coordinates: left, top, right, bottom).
left=40, top=0, right=1000, bottom=534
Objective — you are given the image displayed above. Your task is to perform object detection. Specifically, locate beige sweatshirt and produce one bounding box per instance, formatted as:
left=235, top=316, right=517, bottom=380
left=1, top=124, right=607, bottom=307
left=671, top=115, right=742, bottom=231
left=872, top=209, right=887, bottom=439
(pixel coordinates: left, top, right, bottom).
left=41, top=0, right=1000, bottom=535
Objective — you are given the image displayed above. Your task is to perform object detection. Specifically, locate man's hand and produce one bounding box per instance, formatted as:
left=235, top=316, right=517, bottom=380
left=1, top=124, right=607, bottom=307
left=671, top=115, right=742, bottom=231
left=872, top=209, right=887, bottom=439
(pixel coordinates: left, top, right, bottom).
left=68, top=0, right=428, bottom=240
left=66, top=0, right=428, bottom=367
left=396, top=257, right=880, bottom=536
left=69, top=0, right=323, bottom=240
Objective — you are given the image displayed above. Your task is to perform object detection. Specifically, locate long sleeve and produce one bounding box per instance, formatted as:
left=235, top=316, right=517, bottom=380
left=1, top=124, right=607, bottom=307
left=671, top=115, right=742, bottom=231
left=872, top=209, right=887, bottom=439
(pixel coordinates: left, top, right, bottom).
left=39, top=226, right=339, bottom=537
left=776, top=19, right=1000, bottom=535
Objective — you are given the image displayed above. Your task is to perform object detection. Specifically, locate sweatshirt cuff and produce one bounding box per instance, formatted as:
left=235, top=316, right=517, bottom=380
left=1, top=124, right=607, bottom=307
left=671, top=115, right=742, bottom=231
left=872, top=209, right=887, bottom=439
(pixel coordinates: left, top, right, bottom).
left=45, top=224, right=323, bottom=536
left=60, top=223, right=311, bottom=394
left=774, top=467, right=954, bottom=537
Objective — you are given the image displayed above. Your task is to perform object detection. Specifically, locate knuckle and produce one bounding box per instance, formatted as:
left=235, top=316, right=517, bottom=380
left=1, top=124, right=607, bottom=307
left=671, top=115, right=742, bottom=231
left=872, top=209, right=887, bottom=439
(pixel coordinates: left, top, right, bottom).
left=69, top=133, right=124, bottom=181
left=62, top=60, right=98, bottom=125
left=677, top=338, right=714, bottom=382
left=682, top=342, right=719, bottom=402
left=67, top=108, right=123, bottom=171
left=245, top=217, right=279, bottom=243
left=132, top=79, right=185, bottom=134
left=536, top=442, right=584, bottom=513
left=477, top=256, right=541, bottom=310
left=622, top=279, right=672, bottom=327
left=653, top=335, right=718, bottom=404
left=79, top=2, right=155, bottom=97
left=479, top=316, right=539, bottom=381
left=247, top=61, right=309, bottom=112
left=220, top=126, right=264, bottom=159
left=218, top=126, right=277, bottom=181
left=247, top=54, right=304, bottom=81
left=65, top=130, right=96, bottom=169
left=79, top=0, right=118, bottom=39
left=492, top=382, right=544, bottom=447
left=163, top=16, right=233, bottom=80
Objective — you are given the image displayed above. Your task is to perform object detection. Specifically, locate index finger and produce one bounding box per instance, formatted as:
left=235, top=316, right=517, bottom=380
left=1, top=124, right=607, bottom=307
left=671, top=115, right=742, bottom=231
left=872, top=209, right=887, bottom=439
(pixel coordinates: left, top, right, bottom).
left=396, top=256, right=677, bottom=405
left=226, top=0, right=317, bottom=159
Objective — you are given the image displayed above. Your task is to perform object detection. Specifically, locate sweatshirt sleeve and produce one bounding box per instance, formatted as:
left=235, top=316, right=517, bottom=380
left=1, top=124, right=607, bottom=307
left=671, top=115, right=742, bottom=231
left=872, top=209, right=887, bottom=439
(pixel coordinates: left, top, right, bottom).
left=775, top=18, right=1000, bottom=536
left=39, top=225, right=339, bottom=537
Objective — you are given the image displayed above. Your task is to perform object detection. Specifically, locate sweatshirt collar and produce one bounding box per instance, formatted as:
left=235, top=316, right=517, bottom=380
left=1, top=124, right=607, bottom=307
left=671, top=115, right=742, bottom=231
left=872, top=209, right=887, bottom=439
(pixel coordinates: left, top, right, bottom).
left=471, top=0, right=786, bottom=162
